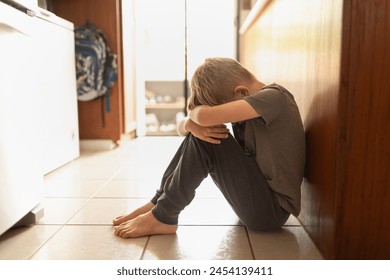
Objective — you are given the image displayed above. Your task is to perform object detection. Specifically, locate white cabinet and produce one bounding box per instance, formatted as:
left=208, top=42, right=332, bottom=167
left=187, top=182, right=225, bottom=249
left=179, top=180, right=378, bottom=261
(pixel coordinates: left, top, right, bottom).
left=35, top=11, right=80, bottom=174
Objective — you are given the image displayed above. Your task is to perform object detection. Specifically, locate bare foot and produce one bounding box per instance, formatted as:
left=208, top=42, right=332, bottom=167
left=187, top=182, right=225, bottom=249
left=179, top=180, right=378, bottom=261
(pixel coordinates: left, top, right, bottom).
left=113, top=202, right=154, bottom=226
left=114, top=210, right=178, bottom=238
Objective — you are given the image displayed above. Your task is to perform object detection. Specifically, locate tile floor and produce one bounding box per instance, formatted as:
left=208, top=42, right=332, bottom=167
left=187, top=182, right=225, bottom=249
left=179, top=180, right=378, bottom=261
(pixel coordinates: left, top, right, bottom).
left=0, top=136, right=323, bottom=260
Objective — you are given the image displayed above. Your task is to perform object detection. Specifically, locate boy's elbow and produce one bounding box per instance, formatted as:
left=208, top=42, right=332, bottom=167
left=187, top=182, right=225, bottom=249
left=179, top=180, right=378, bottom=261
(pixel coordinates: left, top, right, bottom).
left=177, top=117, right=190, bottom=136
left=177, top=128, right=189, bottom=137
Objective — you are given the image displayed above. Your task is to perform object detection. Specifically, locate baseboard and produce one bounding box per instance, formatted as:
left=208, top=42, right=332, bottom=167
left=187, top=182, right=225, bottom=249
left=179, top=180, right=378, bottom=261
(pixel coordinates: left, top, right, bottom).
left=79, top=139, right=117, bottom=151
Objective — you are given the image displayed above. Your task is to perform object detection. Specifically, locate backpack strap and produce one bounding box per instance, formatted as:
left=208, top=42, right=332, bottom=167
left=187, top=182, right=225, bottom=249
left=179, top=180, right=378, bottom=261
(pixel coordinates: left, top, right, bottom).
left=105, top=88, right=111, bottom=113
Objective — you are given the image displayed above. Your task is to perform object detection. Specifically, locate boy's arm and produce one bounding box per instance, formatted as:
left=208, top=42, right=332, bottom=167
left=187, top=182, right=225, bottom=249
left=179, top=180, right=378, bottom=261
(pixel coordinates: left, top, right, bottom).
left=177, top=117, right=191, bottom=136
left=190, top=100, right=259, bottom=126
left=177, top=116, right=229, bottom=144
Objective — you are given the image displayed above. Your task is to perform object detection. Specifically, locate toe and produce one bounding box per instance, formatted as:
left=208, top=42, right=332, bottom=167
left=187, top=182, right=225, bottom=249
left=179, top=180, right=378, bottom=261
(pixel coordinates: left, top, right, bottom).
left=113, top=215, right=126, bottom=225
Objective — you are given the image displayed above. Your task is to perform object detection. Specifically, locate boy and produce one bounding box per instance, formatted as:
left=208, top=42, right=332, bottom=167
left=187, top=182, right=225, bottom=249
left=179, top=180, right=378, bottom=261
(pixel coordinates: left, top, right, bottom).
left=114, top=58, right=305, bottom=238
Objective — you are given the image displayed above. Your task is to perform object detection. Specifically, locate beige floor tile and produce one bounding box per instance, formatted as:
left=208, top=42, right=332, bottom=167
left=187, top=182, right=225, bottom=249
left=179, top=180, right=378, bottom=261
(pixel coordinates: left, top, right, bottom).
left=142, top=226, right=253, bottom=260
left=30, top=226, right=147, bottom=260
left=178, top=199, right=299, bottom=227
left=44, top=179, right=107, bottom=198
left=95, top=178, right=161, bottom=198
left=79, top=150, right=95, bottom=157
left=96, top=176, right=223, bottom=199
left=75, top=149, right=130, bottom=168
left=0, top=225, right=60, bottom=260
left=113, top=140, right=181, bottom=180
left=113, top=161, right=168, bottom=180
left=195, top=176, right=224, bottom=199
left=179, top=199, right=242, bottom=226
left=248, top=226, right=324, bottom=260
left=1, top=137, right=323, bottom=261
left=37, top=198, right=89, bottom=225
left=68, top=198, right=149, bottom=225
left=285, top=215, right=301, bottom=226
left=124, top=136, right=182, bottom=158
left=45, top=164, right=121, bottom=180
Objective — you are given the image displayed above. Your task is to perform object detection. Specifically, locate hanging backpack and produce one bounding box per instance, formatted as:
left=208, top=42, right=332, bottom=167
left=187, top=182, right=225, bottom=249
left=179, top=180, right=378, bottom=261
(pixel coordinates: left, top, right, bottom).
left=74, top=22, right=118, bottom=125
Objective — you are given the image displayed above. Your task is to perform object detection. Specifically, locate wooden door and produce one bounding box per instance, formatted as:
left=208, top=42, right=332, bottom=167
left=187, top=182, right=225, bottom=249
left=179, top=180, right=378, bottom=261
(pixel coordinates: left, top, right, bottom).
left=51, top=0, right=124, bottom=142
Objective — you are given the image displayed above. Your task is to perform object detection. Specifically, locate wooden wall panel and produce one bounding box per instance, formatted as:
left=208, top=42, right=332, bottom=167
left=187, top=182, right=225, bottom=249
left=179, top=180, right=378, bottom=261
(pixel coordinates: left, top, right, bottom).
left=240, top=0, right=343, bottom=259
left=51, top=0, right=124, bottom=142
left=240, top=0, right=390, bottom=259
left=336, top=0, right=390, bottom=259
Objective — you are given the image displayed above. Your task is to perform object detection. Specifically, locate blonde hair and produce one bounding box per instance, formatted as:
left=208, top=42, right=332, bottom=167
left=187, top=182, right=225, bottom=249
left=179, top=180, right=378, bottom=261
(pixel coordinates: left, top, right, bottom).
left=189, top=57, right=255, bottom=110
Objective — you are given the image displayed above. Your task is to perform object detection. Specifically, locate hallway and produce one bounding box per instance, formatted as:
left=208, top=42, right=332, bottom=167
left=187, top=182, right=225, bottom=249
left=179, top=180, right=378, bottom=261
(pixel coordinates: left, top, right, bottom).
left=0, top=136, right=322, bottom=260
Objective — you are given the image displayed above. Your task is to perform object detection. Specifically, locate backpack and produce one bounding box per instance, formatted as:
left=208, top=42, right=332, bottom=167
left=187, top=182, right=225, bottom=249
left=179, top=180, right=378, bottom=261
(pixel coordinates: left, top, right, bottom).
left=74, top=22, right=117, bottom=124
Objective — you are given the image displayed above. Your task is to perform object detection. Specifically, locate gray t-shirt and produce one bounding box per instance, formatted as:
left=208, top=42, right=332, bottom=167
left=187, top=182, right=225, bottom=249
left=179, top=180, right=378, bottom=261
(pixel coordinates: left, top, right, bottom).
left=243, top=83, right=305, bottom=216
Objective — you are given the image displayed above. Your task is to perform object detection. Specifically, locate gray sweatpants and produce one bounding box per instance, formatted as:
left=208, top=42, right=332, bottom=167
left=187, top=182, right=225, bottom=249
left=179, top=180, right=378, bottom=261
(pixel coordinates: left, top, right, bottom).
left=151, top=133, right=289, bottom=231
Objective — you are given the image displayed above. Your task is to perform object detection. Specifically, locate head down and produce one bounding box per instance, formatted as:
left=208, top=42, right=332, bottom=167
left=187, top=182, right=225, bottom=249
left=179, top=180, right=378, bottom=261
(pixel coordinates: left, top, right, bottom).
left=189, top=57, right=257, bottom=110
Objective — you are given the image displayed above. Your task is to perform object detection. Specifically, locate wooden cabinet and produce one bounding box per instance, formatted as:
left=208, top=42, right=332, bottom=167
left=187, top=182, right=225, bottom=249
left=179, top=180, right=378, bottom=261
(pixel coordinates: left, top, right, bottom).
left=51, top=0, right=126, bottom=143
left=240, top=0, right=390, bottom=259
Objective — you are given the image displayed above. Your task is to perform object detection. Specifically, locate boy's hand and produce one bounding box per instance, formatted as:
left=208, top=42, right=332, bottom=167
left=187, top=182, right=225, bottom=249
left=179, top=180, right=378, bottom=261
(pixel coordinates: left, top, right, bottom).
left=186, top=119, right=229, bottom=144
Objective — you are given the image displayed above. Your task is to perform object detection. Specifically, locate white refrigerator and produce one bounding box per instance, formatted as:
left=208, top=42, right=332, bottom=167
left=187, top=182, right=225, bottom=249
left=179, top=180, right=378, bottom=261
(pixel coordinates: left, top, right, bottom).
left=0, top=1, right=44, bottom=236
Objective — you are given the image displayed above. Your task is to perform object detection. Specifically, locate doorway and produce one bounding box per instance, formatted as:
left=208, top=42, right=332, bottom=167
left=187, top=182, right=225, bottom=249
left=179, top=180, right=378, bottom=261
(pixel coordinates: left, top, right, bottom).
left=122, top=0, right=238, bottom=136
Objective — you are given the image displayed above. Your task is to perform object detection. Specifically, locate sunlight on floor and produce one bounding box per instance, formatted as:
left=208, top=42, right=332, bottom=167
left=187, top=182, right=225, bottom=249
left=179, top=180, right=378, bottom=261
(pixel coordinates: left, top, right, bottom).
left=0, top=136, right=323, bottom=260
